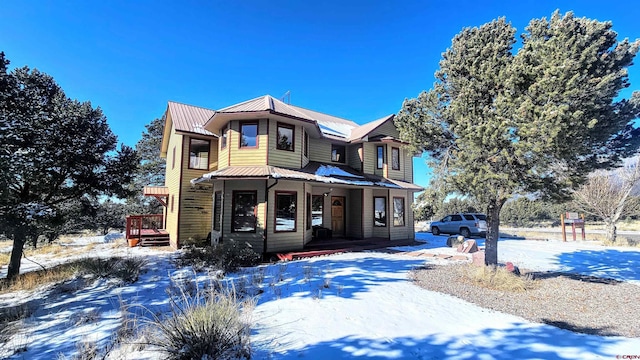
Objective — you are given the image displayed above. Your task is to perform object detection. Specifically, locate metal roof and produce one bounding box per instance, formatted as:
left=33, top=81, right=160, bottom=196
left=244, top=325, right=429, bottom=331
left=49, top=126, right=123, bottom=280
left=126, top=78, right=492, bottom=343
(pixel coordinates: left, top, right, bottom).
left=191, top=162, right=423, bottom=191
left=167, top=101, right=216, bottom=136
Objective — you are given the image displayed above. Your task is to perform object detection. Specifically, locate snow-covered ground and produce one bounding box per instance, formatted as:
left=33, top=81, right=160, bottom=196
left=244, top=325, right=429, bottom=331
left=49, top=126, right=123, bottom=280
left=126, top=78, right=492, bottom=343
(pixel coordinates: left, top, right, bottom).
left=1, top=232, right=639, bottom=359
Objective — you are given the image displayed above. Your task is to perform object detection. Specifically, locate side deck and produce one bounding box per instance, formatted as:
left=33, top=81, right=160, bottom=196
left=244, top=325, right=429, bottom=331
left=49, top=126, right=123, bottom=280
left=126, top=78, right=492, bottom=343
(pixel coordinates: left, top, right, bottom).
left=125, top=214, right=170, bottom=246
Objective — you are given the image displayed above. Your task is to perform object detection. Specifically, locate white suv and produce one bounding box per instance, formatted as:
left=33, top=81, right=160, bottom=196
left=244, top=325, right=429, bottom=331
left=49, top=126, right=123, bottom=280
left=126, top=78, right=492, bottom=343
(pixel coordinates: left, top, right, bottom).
left=430, top=213, right=487, bottom=238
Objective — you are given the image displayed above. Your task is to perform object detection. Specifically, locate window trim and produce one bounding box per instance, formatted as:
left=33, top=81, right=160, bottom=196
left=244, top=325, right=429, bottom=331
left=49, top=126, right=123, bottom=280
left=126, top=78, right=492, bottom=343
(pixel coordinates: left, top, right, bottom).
left=276, top=122, right=295, bottom=152
left=239, top=121, right=259, bottom=149
left=391, top=147, right=400, bottom=171
left=374, top=196, right=387, bottom=227
left=172, top=146, right=176, bottom=170
left=306, top=193, right=311, bottom=230
left=376, top=145, right=384, bottom=169
left=393, top=197, right=405, bottom=227
left=274, top=191, right=297, bottom=233
left=232, top=190, right=257, bottom=233
left=331, top=144, right=346, bottom=163
left=188, top=138, right=210, bottom=170
left=221, top=124, right=228, bottom=149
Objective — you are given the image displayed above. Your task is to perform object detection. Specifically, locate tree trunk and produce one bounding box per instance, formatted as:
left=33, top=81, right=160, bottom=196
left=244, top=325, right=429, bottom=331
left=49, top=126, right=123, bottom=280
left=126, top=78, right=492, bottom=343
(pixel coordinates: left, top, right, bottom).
left=484, top=198, right=503, bottom=266
left=605, top=220, right=617, bottom=243
left=7, top=226, right=28, bottom=280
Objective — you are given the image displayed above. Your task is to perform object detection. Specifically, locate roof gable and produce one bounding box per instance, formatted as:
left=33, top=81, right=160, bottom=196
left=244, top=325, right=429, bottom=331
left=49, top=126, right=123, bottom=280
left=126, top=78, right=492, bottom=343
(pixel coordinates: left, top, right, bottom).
left=167, top=101, right=216, bottom=136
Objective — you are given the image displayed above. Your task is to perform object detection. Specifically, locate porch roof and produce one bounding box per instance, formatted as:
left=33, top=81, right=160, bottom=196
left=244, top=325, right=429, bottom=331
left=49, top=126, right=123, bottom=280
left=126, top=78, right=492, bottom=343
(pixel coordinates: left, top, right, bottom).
left=143, top=186, right=169, bottom=196
left=191, top=162, right=423, bottom=191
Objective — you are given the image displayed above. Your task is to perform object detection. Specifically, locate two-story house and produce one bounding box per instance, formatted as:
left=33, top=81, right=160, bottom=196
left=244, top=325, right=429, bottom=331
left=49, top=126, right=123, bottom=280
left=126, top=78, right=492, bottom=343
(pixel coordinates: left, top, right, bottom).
left=147, top=95, right=422, bottom=254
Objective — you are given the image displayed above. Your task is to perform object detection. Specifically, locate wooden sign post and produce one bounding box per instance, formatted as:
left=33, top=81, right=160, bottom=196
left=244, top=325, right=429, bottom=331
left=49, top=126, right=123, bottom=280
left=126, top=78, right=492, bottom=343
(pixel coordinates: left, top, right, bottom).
left=561, top=212, right=585, bottom=242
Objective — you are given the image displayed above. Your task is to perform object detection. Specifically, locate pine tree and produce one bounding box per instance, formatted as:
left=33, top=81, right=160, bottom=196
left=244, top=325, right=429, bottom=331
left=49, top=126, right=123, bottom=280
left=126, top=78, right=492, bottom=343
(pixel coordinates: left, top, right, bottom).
left=0, top=53, right=138, bottom=279
left=395, top=12, right=640, bottom=265
left=126, top=116, right=166, bottom=215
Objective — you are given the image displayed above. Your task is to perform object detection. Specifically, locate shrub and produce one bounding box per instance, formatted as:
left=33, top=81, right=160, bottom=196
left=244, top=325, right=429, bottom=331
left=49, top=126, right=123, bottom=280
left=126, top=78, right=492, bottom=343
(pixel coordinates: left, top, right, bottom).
left=145, top=287, right=255, bottom=360
left=464, top=265, right=536, bottom=292
left=79, top=256, right=147, bottom=283
left=179, top=241, right=261, bottom=273
left=80, top=257, right=120, bottom=278
left=113, top=257, right=147, bottom=283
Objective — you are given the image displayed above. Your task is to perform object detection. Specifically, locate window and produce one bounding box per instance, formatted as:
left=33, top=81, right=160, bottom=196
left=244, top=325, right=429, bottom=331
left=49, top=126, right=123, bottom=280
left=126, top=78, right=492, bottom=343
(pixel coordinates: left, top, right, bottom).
left=463, top=214, right=475, bottom=221
left=331, top=144, right=345, bottom=163
left=189, top=138, right=210, bottom=170
left=170, top=195, right=174, bottom=213
left=276, top=123, right=294, bottom=151
left=304, top=131, right=309, bottom=157
left=240, top=122, right=258, bottom=148
left=374, top=197, right=386, bottom=227
left=213, top=191, right=222, bottom=231
left=275, top=191, right=296, bottom=232
left=451, top=214, right=463, bottom=221
left=392, top=147, right=400, bottom=170
left=312, top=195, right=323, bottom=226
left=232, top=191, right=257, bottom=232
left=376, top=146, right=384, bottom=169
left=221, top=124, right=228, bottom=148
left=393, top=197, right=405, bottom=226
left=172, top=146, right=176, bottom=169
left=306, top=193, right=311, bottom=230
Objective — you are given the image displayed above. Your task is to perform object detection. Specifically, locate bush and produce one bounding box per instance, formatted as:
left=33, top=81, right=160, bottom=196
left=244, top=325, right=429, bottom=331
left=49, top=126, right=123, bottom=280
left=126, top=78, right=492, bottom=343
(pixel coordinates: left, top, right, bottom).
left=179, top=241, right=261, bottom=273
left=146, top=287, right=254, bottom=360
left=80, top=256, right=147, bottom=283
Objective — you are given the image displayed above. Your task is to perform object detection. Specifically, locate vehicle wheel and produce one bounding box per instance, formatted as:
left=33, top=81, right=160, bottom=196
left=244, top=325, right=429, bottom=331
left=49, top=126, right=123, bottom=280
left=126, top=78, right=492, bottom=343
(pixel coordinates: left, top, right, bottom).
left=431, top=226, right=440, bottom=236
left=460, top=228, right=471, bottom=238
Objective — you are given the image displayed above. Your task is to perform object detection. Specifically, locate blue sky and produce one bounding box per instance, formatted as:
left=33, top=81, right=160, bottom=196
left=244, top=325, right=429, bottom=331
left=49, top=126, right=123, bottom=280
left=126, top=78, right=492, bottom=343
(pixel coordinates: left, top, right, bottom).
left=1, top=1, right=639, bottom=189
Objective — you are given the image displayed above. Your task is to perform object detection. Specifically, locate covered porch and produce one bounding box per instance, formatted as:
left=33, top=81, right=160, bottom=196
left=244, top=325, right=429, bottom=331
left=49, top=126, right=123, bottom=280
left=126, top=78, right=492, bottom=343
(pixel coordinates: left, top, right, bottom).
left=125, top=186, right=170, bottom=247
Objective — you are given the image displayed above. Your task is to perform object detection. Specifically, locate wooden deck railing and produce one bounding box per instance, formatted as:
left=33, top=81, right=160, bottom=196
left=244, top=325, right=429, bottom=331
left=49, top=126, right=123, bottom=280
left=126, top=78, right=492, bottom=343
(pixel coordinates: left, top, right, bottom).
left=126, top=214, right=164, bottom=239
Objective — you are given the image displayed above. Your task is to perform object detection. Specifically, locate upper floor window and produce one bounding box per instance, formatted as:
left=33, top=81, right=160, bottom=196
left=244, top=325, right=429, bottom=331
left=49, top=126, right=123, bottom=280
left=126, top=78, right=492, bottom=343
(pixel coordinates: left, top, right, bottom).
left=277, top=123, right=294, bottom=151
left=376, top=146, right=384, bottom=169
left=221, top=124, right=228, bottom=148
left=331, top=144, right=345, bottom=163
left=189, top=138, right=210, bottom=170
left=392, top=147, right=400, bottom=170
left=304, top=131, right=309, bottom=157
left=240, top=122, right=258, bottom=148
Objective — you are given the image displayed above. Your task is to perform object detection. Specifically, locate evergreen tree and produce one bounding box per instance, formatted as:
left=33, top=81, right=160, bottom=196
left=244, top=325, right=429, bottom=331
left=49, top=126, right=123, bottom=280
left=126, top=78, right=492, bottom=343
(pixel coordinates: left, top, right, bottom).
left=0, top=53, right=138, bottom=279
left=126, top=116, right=166, bottom=215
left=395, top=12, right=640, bottom=265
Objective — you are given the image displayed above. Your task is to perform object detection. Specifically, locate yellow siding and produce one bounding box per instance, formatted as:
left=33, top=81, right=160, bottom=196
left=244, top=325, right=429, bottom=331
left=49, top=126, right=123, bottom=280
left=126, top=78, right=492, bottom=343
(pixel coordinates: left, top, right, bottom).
left=177, top=135, right=217, bottom=245
left=222, top=180, right=267, bottom=253
left=164, top=123, right=183, bottom=249
left=347, top=144, right=362, bottom=171
left=308, top=138, right=332, bottom=163
left=369, top=120, right=400, bottom=139
left=268, top=119, right=303, bottom=168
left=229, top=119, right=268, bottom=166
left=404, top=151, right=414, bottom=183
left=363, top=143, right=375, bottom=174
left=266, top=180, right=305, bottom=252
left=362, top=189, right=373, bottom=238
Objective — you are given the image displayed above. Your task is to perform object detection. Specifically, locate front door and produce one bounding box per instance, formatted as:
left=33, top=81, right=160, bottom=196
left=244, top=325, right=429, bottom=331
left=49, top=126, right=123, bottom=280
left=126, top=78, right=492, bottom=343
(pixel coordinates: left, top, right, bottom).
left=331, top=196, right=345, bottom=237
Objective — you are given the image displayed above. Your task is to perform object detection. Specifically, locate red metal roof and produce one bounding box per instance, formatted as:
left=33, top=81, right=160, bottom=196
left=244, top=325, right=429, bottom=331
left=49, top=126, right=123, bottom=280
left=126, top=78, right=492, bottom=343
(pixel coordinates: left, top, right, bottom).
left=167, top=101, right=216, bottom=136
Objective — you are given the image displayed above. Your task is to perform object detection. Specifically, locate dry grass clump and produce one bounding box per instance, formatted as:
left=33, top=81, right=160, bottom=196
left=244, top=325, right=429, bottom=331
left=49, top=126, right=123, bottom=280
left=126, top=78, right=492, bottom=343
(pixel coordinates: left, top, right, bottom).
left=602, top=237, right=640, bottom=248
left=144, top=286, right=255, bottom=360
left=464, top=265, right=537, bottom=292
left=0, top=256, right=147, bottom=294
left=0, top=252, right=9, bottom=267
left=0, top=262, right=82, bottom=293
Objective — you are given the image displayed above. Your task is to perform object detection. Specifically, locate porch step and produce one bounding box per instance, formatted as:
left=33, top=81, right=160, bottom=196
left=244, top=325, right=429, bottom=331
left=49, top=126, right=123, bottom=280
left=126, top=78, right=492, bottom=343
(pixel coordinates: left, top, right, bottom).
left=139, top=237, right=170, bottom=247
